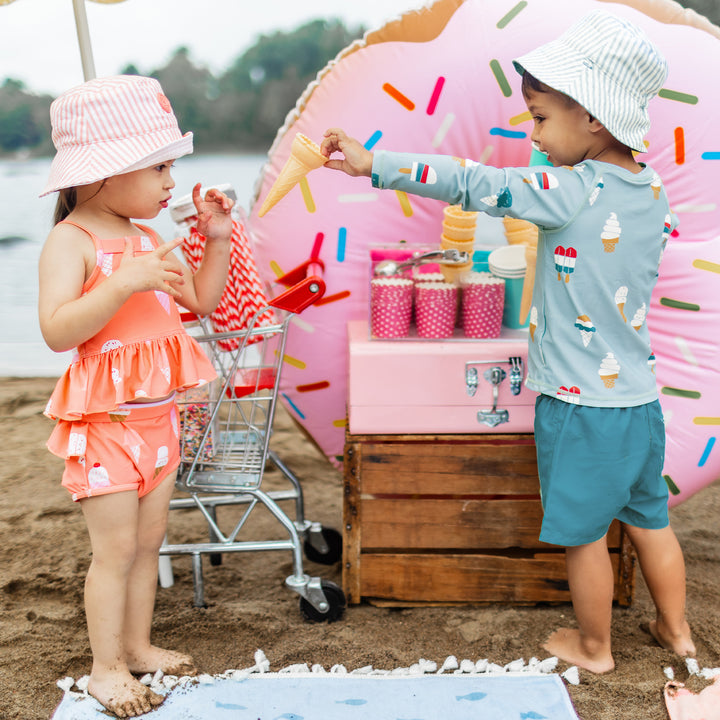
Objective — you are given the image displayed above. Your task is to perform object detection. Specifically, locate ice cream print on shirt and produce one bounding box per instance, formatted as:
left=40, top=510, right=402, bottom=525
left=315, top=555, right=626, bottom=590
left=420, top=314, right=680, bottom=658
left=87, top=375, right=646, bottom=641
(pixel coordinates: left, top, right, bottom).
left=554, top=246, right=577, bottom=282
left=523, top=171, right=559, bottom=190
left=399, top=162, right=437, bottom=184
left=615, top=286, right=628, bottom=321
left=651, top=173, right=662, bottom=199
left=599, top=352, right=621, bottom=389
left=557, top=385, right=581, bottom=403
left=574, top=315, right=596, bottom=347
left=601, top=212, right=621, bottom=252
left=588, top=177, right=604, bottom=206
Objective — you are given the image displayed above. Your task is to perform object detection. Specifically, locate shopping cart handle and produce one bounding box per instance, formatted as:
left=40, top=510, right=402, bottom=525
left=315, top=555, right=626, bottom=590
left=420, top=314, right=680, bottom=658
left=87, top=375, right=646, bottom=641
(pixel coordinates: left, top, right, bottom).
left=269, top=275, right=326, bottom=314
left=275, top=258, right=325, bottom=287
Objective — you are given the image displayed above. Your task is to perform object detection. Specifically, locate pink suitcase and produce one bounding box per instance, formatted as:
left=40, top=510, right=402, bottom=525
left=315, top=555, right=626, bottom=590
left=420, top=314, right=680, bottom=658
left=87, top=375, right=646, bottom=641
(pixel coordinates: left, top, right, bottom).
left=347, top=320, right=537, bottom=434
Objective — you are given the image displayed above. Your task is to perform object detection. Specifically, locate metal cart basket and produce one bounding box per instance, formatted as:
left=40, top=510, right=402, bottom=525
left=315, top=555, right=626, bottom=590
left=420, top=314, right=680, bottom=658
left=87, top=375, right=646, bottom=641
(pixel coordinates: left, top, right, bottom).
left=160, top=272, right=345, bottom=621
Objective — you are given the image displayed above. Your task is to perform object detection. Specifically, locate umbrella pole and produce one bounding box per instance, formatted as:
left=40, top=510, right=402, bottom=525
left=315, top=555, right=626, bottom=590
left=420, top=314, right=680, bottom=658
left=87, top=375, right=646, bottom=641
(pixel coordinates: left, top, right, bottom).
left=72, top=0, right=96, bottom=80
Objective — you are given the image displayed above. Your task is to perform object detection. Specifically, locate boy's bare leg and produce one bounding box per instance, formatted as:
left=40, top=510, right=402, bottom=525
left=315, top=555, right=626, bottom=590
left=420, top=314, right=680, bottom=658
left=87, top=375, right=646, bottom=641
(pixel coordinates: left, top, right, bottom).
left=623, top=524, right=695, bottom=657
left=544, top=535, right=615, bottom=673
left=122, top=470, right=196, bottom=677
left=81, top=492, right=164, bottom=718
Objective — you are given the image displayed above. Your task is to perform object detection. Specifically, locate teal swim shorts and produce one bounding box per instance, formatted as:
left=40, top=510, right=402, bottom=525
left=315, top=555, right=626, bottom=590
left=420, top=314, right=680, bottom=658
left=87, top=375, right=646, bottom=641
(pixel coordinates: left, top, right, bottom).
left=533, top=395, right=669, bottom=546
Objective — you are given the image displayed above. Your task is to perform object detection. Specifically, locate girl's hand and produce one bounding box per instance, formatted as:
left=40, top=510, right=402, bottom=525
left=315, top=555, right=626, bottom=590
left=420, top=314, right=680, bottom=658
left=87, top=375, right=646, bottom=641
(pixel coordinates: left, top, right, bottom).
left=321, top=128, right=373, bottom=177
left=192, top=183, right=234, bottom=242
left=115, top=237, right=186, bottom=299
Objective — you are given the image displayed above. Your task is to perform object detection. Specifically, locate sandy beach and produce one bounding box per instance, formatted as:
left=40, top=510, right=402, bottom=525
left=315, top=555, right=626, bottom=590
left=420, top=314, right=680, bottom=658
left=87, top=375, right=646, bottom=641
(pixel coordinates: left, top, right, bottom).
left=1, top=376, right=718, bottom=720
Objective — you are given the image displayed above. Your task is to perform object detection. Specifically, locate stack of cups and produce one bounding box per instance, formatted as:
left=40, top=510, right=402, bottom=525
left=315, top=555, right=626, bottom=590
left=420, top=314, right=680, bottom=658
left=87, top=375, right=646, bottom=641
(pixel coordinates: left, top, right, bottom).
left=415, top=281, right=458, bottom=338
left=440, top=205, right=477, bottom=283
left=488, top=245, right=529, bottom=329
left=370, top=277, right=414, bottom=338
left=461, top=272, right=505, bottom=338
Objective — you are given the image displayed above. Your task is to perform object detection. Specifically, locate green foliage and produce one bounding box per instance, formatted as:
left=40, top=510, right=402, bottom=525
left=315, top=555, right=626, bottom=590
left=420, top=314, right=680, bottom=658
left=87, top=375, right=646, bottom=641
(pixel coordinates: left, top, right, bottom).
left=2, top=2, right=718, bottom=157
left=0, top=17, right=361, bottom=157
left=0, top=79, right=53, bottom=154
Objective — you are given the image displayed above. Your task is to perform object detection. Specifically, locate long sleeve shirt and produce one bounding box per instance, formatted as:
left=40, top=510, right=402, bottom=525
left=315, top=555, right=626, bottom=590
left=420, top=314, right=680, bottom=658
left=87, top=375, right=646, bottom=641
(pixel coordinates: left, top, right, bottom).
left=372, top=151, right=675, bottom=407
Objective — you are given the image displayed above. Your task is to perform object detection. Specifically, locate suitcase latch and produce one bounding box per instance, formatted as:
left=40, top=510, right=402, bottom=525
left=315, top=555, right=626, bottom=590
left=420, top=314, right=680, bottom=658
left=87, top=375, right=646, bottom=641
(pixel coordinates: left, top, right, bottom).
left=477, top=366, right=509, bottom=427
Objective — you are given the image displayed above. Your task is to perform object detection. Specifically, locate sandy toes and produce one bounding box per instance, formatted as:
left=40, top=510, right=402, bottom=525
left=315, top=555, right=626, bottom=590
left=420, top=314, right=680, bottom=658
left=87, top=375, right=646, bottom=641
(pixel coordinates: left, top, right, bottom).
left=648, top=619, right=696, bottom=657
left=126, top=646, right=197, bottom=677
left=88, top=672, right=164, bottom=718
left=543, top=628, right=615, bottom=674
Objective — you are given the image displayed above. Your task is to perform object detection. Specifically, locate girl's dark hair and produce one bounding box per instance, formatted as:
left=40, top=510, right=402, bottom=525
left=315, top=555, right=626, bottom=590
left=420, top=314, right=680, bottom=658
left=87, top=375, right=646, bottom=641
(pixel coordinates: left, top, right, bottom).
left=52, top=180, right=106, bottom=225
left=53, top=188, right=77, bottom=225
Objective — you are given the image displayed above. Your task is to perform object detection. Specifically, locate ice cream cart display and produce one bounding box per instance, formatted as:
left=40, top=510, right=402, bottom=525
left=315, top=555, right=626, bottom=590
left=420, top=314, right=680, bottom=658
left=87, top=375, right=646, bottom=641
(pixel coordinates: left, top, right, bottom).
left=342, top=320, right=637, bottom=606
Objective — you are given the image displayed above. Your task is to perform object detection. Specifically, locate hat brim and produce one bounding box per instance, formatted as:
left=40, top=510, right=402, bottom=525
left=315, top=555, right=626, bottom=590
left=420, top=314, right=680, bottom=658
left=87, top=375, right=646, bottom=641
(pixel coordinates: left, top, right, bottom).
left=40, top=131, right=193, bottom=197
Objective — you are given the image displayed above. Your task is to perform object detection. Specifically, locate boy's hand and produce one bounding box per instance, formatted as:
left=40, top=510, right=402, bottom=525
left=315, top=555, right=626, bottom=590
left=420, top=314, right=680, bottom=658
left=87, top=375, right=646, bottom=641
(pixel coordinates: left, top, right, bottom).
left=321, top=128, right=373, bottom=177
left=192, top=183, right=234, bottom=242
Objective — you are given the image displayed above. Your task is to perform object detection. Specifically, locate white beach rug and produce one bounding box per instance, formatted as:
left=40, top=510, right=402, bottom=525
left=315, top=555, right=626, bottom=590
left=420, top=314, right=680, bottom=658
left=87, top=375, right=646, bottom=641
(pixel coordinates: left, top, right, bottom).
left=52, top=652, right=581, bottom=720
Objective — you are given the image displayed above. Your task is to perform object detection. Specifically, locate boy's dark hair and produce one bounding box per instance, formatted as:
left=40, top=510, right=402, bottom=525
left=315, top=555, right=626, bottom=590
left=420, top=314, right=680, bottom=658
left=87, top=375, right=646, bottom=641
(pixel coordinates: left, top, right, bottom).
left=521, top=72, right=578, bottom=108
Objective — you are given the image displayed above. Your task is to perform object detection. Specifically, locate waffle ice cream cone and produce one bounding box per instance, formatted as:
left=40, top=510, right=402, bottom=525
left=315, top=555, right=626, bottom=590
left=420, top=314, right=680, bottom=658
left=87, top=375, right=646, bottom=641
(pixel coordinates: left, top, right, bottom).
left=443, top=204, right=478, bottom=228
left=519, top=243, right=537, bottom=325
left=503, top=217, right=538, bottom=246
left=440, top=235, right=475, bottom=253
left=440, top=260, right=473, bottom=283
left=258, top=133, right=326, bottom=217
left=442, top=222, right=476, bottom=241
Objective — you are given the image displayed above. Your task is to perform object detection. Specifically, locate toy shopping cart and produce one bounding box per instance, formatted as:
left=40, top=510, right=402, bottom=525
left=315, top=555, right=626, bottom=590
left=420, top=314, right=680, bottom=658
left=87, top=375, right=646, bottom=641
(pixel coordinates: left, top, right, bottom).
left=160, top=269, right=345, bottom=621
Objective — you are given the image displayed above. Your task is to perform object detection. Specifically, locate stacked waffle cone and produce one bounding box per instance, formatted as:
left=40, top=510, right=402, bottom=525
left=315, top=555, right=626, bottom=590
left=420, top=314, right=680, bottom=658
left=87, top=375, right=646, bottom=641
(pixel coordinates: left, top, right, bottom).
left=503, top=217, right=539, bottom=325
left=258, top=133, right=327, bottom=217
left=440, top=205, right=477, bottom=282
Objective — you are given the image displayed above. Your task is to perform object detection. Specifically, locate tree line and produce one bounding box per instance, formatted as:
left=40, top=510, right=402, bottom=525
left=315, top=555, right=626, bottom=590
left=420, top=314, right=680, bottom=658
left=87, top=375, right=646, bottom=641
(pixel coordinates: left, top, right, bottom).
left=2, top=1, right=717, bottom=159
left=0, top=18, right=361, bottom=158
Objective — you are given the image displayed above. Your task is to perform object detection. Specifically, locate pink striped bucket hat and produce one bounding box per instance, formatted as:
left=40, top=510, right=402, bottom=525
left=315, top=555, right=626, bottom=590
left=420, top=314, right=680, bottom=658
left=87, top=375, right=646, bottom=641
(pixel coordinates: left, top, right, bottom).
left=41, top=75, right=193, bottom=196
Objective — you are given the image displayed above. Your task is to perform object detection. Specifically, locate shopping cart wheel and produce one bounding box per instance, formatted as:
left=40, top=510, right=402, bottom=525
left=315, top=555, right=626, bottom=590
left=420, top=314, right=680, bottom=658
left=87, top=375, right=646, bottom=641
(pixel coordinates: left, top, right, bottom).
left=299, top=580, right=346, bottom=623
left=303, top=527, right=342, bottom=565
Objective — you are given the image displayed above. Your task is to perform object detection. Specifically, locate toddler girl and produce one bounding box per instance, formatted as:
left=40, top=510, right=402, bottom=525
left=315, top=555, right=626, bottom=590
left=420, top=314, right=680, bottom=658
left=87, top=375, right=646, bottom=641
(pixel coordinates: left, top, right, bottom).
left=38, top=75, right=233, bottom=717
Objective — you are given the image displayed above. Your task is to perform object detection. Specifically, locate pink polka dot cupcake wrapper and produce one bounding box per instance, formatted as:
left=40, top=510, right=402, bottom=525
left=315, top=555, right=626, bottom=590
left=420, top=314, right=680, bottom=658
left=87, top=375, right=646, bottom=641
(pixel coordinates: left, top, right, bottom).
left=461, top=276, right=505, bottom=338
left=370, top=278, right=414, bottom=338
left=415, top=283, right=458, bottom=338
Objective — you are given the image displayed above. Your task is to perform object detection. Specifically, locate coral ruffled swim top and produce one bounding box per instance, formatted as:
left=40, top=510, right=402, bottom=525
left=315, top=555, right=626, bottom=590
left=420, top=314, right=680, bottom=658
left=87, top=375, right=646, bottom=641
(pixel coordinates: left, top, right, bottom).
left=45, top=222, right=216, bottom=421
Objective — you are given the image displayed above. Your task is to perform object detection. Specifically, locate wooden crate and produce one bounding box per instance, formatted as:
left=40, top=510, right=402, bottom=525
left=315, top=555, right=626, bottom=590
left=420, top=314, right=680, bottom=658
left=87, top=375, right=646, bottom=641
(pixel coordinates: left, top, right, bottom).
left=343, top=432, right=636, bottom=606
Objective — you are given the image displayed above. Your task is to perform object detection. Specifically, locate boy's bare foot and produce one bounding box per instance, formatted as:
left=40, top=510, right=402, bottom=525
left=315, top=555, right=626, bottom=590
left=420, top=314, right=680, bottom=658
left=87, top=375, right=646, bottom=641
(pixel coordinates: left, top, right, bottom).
left=543, top=628, right=615, bottom=674
left=88, top=670, right=164, bottom=718
left=126, top=645, right=197, bottom=676
left=648, top=619, right=696, bottom=657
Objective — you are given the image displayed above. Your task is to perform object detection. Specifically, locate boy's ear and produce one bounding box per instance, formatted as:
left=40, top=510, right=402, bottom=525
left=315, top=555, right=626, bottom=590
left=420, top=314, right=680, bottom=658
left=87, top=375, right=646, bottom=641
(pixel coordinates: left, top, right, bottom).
left=587, top=114, right=606, bottom=134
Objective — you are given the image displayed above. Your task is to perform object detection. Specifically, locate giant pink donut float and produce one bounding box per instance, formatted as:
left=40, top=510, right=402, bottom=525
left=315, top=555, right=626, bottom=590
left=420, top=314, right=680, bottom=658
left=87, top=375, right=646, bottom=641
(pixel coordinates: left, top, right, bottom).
left=247, top=0, right=720, bottom=507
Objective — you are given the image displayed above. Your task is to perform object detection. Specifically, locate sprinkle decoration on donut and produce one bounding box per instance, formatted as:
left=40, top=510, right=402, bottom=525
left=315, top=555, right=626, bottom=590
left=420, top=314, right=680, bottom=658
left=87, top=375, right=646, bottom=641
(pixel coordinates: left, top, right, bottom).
left=248, top=0, right=720, bottom=506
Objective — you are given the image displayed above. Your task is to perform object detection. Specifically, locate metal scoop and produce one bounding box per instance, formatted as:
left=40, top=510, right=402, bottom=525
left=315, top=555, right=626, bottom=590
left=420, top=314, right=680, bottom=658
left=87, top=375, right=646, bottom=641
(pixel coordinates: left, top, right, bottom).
left=373, top=248, right=470, bottom=277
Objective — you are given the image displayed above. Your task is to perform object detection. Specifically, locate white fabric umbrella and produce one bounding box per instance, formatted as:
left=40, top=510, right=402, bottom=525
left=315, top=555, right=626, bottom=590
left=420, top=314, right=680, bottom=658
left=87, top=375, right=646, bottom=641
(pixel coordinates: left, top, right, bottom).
left=0, top=0, right=127, bottom=81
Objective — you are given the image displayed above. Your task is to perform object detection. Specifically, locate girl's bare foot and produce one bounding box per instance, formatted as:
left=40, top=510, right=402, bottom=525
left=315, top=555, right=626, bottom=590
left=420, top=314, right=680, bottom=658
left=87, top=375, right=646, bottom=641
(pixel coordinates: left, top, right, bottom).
left=543, top=627, right=615, bottom=674
left=88, top=670, right=164, bottom=718
left=648, top=619, right=696, bottom=657
left=126, top=645, right=197, bottom=676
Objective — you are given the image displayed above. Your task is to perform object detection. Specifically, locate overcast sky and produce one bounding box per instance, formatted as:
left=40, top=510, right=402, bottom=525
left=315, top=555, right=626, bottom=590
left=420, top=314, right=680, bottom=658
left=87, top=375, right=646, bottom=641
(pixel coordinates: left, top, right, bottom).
left=0, top=0, right=427, bottom=96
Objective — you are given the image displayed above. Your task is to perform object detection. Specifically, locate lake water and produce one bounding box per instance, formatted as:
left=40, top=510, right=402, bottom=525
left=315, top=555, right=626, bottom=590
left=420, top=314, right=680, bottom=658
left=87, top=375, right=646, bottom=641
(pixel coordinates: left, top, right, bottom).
left=0, top=153, right=268, bottom=377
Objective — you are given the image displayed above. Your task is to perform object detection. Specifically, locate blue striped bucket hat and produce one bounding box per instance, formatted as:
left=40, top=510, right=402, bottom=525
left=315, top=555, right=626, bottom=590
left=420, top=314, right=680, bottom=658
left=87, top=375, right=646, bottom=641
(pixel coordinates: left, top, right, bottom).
left=513, top=10, right=667, bottom=153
